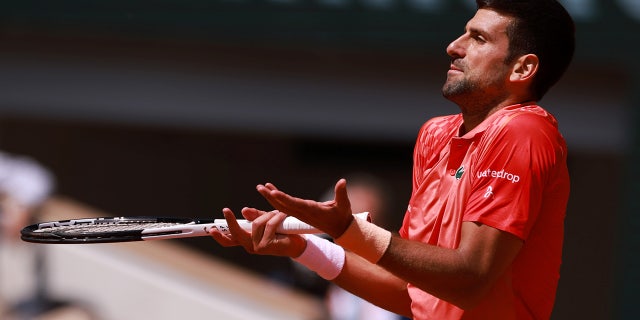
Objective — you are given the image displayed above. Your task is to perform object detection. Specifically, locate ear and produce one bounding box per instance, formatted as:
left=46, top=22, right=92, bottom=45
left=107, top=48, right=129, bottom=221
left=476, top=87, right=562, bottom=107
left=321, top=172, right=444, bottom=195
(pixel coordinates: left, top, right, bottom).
left=509, top=54, right=539, bottom=82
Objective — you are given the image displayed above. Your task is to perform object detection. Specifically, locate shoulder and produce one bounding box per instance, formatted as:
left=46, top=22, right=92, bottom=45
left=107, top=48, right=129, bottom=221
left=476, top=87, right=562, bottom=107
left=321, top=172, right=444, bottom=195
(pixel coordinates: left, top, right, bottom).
left=487, top=105, right=563, bottom=141
left=499, top=105, right=558, bottom=129
left=419, top=114, right=462, bottom=138
left=477, top=105, right=567, bottom=166
left=423, top=114, right=463, bottom=128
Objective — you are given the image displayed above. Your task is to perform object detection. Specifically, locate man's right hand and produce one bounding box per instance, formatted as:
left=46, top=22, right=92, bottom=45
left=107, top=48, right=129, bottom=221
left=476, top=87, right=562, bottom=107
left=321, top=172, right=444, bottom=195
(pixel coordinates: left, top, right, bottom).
left=209, top=207, right=307, bottom=258
left=256, top=179, right=355, bottom=239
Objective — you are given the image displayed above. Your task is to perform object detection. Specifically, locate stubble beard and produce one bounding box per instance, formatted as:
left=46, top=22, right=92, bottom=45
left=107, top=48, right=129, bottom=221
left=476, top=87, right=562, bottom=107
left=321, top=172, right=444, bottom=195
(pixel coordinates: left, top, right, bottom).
left=442, top=77, right=474, bottom=100
left=442, top=75, right=479, bottom=110
left=442, top=75, right=511, bottom=121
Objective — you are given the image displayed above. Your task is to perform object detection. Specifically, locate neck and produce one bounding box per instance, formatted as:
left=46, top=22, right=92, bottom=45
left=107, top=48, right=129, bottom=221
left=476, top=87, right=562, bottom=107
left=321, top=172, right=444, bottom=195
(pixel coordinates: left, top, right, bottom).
left=459, top=102, right=506, bottom=135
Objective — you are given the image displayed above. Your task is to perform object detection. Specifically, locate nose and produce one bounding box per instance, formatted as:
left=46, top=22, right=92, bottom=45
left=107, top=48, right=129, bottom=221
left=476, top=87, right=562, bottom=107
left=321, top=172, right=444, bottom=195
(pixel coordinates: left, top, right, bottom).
left=446, top=35, right=465, bottom=58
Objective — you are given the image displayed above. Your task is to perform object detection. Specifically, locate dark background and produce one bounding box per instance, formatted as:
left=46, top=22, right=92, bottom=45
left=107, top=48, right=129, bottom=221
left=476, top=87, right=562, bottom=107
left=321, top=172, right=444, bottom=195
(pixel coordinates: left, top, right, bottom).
left=0, top=0, right=638, bottom=318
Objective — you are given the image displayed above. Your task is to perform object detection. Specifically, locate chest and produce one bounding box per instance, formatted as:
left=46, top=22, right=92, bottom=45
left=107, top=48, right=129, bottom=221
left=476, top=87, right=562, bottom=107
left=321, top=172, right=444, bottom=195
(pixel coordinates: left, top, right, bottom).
left=406, top=136, right=483, bottom=247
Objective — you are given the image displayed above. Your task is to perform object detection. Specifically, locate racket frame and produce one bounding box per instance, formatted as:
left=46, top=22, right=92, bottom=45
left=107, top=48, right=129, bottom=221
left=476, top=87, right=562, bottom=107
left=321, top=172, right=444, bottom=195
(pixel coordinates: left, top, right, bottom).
left=21, top=212, right=370, bottom=244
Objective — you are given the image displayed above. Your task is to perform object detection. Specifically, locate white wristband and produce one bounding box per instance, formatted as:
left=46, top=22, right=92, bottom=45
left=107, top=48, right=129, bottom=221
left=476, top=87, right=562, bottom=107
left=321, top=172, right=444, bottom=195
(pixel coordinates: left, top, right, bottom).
left=293, top=235, right=345, bottom=280
left=335, top=217, right=392, bottom=264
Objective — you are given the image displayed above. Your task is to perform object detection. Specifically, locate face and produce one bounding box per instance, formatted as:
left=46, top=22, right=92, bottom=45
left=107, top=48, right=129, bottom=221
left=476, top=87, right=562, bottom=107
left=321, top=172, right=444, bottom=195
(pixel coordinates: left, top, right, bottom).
left=443, top=9, right=515, bottom=111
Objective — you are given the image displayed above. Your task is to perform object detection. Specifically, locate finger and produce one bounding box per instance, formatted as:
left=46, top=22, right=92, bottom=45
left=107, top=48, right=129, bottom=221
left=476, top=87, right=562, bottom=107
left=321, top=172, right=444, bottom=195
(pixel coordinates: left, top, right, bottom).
left=259, top=188, right=332, bottom=238
left=257, top=184, right=312, bottom=214
left=248, top=210, right=284, bottom=246
left=240, top=207, right=264, bottom=221
left=248, top=210, right=275, bottom=247
left=256, top=184, right=290, bottom=212
left=256, top=183, right=279, bottom=195
left=222, top=208, right=255, bottom=252
left=209, top=209, right=240, bottom=247
left=256, top=183, right=279, bottom=200
left=263, top=210, right=287, bottom=234
left=333, top=179, right=353, bottom=214
left=209, top=228, right=238, bottom=247
left=223, top=208, right=245, bottom=234
left=262, top=183, right=279, bottom=191
left=258, top=211, right=288, bottom=250
left=256, top=183, right=343, bottom=237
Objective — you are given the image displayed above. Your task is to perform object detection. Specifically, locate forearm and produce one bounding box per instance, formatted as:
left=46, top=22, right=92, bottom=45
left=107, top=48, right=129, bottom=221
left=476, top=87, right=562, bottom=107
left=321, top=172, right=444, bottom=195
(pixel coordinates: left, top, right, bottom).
left=292, top=235, right=411, bottom=317
left=378, top=235, right=484, bottom=309
left=335, top=220, right=522, bottom=310
left=334, top=251, right=412, bottom=317
left=252, top=181, right=521, bottom=309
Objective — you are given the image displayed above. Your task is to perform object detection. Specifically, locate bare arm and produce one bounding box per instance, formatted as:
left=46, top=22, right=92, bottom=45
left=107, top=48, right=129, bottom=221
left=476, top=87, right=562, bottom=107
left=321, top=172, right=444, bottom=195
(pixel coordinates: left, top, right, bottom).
left=379, top=222, right=522, bottom=309
left=256, top=179, right=523, bottom=310
left=335, top=251, right=412, bottom=317
left=209, top=207, right=413, bottom=316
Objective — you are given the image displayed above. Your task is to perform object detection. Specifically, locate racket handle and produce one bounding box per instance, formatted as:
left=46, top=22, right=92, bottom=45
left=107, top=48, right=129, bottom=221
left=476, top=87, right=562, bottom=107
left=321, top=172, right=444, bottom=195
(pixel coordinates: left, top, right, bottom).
left=214, top=212, right=370, bottom=235
left=140, top=212, right=370, bottom=240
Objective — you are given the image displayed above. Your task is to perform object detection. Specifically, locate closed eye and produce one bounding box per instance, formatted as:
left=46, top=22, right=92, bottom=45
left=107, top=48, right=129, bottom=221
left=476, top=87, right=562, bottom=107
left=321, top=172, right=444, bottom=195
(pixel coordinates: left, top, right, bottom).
left=470, top=32, right=487, bottom=43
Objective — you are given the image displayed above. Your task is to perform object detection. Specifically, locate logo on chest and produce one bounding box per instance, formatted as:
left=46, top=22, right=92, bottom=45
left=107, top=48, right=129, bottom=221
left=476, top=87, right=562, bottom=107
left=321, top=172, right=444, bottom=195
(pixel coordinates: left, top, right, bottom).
left=455, top=166, right=465, bottom=180
left=476, top=168, right=521, bottom=183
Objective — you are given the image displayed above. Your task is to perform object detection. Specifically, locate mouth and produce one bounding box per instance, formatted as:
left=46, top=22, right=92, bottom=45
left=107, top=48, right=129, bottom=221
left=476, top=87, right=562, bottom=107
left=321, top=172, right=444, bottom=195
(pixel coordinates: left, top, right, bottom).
left=447, top=61, right=464, bottom=78
left=447, top=67, right=462, bottom=77
left=449, top=60, right=463, bottom=73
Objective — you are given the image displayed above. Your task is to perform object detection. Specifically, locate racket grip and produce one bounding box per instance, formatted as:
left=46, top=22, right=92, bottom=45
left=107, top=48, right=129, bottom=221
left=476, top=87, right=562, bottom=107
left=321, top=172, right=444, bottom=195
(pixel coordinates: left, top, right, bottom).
left=216, top=212, right=370, bottom=235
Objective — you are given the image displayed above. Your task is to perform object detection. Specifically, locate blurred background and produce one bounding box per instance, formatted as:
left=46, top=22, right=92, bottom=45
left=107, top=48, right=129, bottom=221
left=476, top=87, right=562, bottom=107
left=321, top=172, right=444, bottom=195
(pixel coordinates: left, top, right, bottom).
left=0, top=0, right=638, bottom=319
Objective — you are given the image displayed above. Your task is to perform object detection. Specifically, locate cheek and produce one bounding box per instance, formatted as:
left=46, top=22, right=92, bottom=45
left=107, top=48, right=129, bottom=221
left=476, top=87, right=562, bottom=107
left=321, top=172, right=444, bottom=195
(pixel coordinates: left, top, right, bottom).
left=474, top=57, right=509, bottom=79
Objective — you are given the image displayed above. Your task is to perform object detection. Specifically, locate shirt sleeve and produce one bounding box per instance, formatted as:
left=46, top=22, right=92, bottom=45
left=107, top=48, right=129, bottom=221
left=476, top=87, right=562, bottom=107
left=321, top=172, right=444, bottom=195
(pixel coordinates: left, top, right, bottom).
left=463, top=112, right=565, bottom=240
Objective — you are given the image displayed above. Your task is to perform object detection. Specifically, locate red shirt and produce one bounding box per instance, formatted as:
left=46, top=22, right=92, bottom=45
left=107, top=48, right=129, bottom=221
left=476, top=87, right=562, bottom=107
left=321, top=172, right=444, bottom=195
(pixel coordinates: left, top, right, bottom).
left=399, top=104, right=570, bottom=319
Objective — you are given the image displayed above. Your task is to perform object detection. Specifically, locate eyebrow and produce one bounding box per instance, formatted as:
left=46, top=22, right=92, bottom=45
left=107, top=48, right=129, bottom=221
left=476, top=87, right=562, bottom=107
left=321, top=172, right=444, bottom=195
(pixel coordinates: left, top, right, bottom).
left=467, top=26, right=491, bottom=41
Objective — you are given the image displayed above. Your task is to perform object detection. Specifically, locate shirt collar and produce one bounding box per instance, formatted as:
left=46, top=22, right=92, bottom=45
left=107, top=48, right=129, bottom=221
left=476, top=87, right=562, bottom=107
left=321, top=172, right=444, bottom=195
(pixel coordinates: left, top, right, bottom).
left=458, top=102, right=536, bottom=140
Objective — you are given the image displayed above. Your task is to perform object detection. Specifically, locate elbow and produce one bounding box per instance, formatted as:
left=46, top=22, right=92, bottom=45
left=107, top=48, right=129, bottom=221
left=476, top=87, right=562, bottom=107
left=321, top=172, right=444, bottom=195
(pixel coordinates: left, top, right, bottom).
left=444, top=273, right=496, bottom=310
left=447, top=249, right=509, bottom=310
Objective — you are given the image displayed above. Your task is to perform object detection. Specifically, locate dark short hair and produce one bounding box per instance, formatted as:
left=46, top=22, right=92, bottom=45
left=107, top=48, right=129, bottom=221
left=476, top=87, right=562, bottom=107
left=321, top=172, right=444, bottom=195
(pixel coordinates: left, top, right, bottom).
left=476, top=0, right=575, bottom=100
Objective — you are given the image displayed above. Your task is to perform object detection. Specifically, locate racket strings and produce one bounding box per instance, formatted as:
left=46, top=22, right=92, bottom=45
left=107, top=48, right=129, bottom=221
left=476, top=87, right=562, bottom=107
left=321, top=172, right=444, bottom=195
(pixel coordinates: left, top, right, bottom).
left=34, top=222, right=180, bottom=234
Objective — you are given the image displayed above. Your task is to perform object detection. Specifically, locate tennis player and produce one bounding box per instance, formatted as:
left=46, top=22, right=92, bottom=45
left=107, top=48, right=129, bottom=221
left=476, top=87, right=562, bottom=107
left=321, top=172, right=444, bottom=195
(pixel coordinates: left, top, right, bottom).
left=211, top=0, right=575, bottom=319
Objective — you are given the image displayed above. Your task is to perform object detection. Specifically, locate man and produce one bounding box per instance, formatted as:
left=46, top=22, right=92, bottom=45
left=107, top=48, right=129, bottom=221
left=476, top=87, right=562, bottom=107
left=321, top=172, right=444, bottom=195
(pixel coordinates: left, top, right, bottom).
left=211, top=0, right=575, bottom=319
left=0, top=151, right=54, bottom=241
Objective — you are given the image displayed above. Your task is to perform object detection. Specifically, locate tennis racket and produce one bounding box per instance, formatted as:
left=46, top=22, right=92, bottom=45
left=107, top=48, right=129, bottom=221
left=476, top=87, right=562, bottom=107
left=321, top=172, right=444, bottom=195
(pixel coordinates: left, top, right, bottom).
left=20, top=212, right=370, bottom=244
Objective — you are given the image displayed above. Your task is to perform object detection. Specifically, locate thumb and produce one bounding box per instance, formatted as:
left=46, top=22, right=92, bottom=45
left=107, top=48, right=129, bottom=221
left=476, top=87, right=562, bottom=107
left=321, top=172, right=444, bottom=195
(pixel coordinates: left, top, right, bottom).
left=333, top=179, right=352, bottom=214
